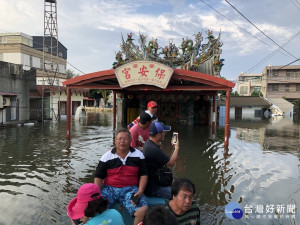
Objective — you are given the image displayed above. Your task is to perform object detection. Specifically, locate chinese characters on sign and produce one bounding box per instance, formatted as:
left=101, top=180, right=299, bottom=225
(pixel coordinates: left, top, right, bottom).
left=114, top=61, right=174, bottom=89
left=243, top=204, right=296, bottom=220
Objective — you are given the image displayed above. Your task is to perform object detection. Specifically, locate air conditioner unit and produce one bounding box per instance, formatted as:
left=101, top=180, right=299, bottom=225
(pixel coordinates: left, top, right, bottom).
left=3, top=97, right=11, bottom=107
left=0, top=95, right=3, bottom=108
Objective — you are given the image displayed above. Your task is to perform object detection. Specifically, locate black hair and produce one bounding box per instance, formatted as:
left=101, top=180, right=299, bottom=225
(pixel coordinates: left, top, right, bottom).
left=171, top=178, right=195, bottom=197
left=139, top=112, right=152, bottom=125
left=84, top=197, right=109, bottom=218
left=143, top=206, right=179, bottom=225
left=115, top=128, right=132, bottom=140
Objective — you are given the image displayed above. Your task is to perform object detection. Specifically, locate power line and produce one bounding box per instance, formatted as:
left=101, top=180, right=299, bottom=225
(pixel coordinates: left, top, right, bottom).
left=290, top=0, right=300, bottom=9
left=199, top=0, right=273, bottom=48
left=0, top=30, right=85, bottom=75
left=224, top=0, right=298, bottom=60
left=275, top=58, right=300, bottom=70
left=67, top=61, right=85, bottom=75
left=246, top=30, right=300, bottom=73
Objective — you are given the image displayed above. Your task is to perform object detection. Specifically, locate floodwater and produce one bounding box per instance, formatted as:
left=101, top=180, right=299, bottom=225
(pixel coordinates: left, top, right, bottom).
left=0, top=112, right=299, bottom=225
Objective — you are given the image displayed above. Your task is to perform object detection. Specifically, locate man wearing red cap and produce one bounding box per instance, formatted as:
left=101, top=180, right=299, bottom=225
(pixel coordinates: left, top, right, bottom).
left=128, top=101, right=158, bottom=129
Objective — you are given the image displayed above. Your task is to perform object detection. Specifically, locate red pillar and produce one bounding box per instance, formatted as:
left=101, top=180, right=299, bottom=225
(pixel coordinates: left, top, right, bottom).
left=224, top=89, right=230, bottom=146
left=212, top=94, right=216, bottom=134
left=113, top=91, right=116, bottom=131
left=66, top=87, right=71, bottom=139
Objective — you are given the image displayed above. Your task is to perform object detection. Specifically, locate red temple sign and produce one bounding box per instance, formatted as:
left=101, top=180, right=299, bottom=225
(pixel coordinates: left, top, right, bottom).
left=114, top=61, right=174, bottom=89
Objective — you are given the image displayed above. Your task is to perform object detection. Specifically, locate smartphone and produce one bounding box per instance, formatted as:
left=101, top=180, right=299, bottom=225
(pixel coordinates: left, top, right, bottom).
left=172, top=132, right=178, bottom=144
left=130, top=193, right=140, bottom=205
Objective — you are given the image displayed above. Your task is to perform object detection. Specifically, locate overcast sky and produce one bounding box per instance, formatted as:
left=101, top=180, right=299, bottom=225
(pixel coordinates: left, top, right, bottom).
left=1, top=0, right=300, bottom=83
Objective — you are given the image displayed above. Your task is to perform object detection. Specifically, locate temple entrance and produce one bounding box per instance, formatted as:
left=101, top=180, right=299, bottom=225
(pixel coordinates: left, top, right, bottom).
left=194, top=96, right=211, bottom=125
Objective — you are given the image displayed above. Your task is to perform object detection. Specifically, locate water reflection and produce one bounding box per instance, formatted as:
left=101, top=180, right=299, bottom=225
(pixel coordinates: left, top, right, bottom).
left=0, top=113, right=299, bottom=225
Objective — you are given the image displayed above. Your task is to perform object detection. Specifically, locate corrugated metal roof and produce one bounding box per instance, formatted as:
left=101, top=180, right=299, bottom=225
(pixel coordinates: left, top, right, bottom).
left=230, top=96, right=271, bottom=107
left=265, top=98, right=294, bottom=113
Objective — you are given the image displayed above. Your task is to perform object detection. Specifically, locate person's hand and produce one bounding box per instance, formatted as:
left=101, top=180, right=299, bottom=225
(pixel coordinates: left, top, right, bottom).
left=130, top=192, right=141, bottom=206
left=81, top=216, right=89, bottom=224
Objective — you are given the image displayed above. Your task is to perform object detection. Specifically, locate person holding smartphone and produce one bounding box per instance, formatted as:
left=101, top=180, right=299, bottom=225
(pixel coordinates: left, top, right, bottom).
left=142, top=121, right=180, bottom=199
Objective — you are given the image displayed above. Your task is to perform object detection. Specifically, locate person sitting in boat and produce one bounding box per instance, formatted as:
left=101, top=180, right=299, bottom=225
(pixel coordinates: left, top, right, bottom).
left=142, top=121, right=179, bottom=199
left=165, top=178, right=200, bottom=225
left=128, top=101, right=158, bottom=129
left=67, top=183, right=124, bottom=225
left=94, top=128, right=148, bottom=225
left=138, top=205, right=179, bottom=225
left=130, top=112, right=152, bottom=151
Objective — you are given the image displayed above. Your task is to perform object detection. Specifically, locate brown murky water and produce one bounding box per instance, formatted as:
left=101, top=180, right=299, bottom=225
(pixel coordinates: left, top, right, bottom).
left=0, top=112, right=299, bottom=225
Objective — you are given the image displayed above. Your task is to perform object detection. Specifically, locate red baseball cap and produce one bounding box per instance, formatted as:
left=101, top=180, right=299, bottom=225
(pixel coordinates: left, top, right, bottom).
left=147, top=101, right=158, bottom=108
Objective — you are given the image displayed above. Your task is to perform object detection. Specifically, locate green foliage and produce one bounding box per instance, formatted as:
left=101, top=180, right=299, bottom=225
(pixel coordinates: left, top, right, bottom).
left=88, top=89, right=112, bottom=104
left=231, top=91, right=239, bottom=96
left=251, top=91, right=263, bottom=97
left=66, top=69, right=79, bottom=79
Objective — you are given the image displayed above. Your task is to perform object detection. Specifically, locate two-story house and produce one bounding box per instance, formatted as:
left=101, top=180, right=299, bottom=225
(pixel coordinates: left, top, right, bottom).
left=236, top=73, right=263, bottom=96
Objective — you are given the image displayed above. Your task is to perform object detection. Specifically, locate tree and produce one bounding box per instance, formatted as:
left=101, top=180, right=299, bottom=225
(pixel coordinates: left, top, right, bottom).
left=251, top=91, right=263, bottom=97
left=88, top=89, right=112, bottom=106
left=231, top=91, right=239, bottom=96
left=66, top=69, right=79, bottom=79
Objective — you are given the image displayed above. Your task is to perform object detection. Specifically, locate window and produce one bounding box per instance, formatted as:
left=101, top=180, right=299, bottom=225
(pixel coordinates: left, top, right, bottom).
left=297, top=84, right=300, bottom=91
left=272, top=84, right=279, bottom=91
left=254, top=87, right=261, bottom=92
left=272, top=70, right=278, bottom=76
left=285, top=85, right=290, bottom=92
left=30, top=55, right=33, bottom=67
left=0, top=36, right=7, bottom=43
left=58, top=51, right=63, bottom=57
left=240, top=86, right=248, bottom=94
left=254, top=110, right=262, bottom=118
left=252, top=76, right=261, bottom=81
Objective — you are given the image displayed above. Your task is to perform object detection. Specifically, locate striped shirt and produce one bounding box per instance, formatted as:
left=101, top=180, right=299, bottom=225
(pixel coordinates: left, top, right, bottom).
left=95, top=147, right=148, bottom=187
left=166, top=201, right=200, bottom=225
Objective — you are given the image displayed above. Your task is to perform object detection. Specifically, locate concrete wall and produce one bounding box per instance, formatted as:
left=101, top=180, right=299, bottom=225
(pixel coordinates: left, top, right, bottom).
left=0, top=61, right=36, bottom=123
left=230, top=106, right=265, bottom=121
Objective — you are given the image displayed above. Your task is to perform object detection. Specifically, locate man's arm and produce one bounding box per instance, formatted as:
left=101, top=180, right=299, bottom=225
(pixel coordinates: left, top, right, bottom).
left=135, top=175, right=148, bottom=197
left=166, top=140, right=179, bottom=167
left=94, top=177, right=104, bottom=190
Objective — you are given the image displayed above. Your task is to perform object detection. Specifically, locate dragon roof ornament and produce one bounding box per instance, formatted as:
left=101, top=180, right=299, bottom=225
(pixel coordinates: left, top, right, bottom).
left=113, top=30, right=224, bottom=77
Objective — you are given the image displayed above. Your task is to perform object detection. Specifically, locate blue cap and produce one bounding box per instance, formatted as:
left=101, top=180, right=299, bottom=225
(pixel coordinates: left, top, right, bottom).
left=149, top=121, right=171, bottom=135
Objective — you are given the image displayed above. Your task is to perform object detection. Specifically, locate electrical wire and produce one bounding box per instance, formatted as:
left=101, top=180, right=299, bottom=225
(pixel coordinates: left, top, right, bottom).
left=224, top=0, right=298, bottom=60
left=0, top=28, right=85, bottom=75
left=246, top=30, right=300, bottom=73
left=67, top=61, right=85, bottom=75
left=275, top=58, right=300, bottom=70
left=199, top=0, right=274, bottom=48
left=290, top=0, right=300, bottom=9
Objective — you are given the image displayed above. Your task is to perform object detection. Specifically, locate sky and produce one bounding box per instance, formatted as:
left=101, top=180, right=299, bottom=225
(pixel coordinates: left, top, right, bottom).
left=1, top=0, right=300, bottom=84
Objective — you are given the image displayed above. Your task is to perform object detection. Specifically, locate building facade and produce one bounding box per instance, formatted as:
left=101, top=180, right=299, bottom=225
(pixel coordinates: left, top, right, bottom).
left=0, top=32, right=85, bottom=122
left=261, top=65, right=300, bottom=100
left=0, top=61, right=36, bottom=124
left=236, top=73, right=263, bottom=96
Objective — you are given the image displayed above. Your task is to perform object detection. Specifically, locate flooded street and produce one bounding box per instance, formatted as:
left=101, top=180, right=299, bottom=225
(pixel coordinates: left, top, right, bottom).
left=0, top=112, right=299, bottom=225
